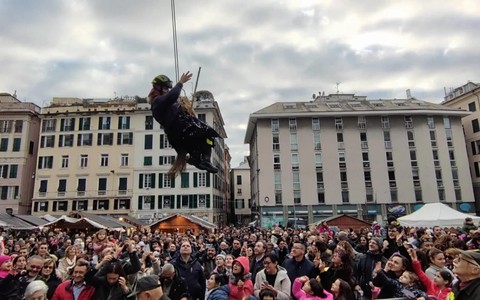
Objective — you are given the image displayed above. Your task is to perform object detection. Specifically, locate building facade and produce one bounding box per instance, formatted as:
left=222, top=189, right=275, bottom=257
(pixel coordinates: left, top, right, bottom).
left=442, top=82, right=480, bottom=214
left=31, top=91, right=230, bottom=225
left=230, top=157, right=252, bottom=225
left=0, top=93, right=41, bottom=214
left=245, top=93, right=475, bottom=227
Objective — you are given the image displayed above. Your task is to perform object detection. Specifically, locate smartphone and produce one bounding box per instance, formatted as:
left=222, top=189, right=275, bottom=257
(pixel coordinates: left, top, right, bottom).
left=243, top=241, right=247, bottom=248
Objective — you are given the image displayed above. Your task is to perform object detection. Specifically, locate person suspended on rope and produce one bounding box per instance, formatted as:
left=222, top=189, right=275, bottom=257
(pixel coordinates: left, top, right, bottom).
left=148, top=71, right=220, bottom=175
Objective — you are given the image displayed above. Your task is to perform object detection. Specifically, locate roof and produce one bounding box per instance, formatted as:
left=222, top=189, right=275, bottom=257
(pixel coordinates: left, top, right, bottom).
left=15, top=215, right=50, bottom=226
left=42, top=215, right=107, bottom=230
left=314, top=214, right=372, bottom=226
left=0, top=213, right=37, bottom=230
left=245, top=95, right=470, bottom=143
left=150, top=213, right=217, bottom=230
left=73, top=213, right=134, bottom=229
left=398, top=203, right=480, bottom=227
left=121, top=215, right=148, bottom=227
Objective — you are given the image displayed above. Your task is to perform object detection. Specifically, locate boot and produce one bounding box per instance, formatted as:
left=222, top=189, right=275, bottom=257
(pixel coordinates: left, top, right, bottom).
left=197, top=154, right=218, bottom=173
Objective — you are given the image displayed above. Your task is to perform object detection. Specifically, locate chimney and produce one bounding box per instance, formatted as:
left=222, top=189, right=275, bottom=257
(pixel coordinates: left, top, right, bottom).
left=406, top=89, right=412, bottom=99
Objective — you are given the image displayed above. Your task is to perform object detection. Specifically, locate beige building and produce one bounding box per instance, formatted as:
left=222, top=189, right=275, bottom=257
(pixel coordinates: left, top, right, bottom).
left=442, top=82, right=480, bottom=214
left=230, top=157, right=252, bottom=225
left=31, top=91, right=230, bottom=225
left=245, top=93, right=475, bottom=227
left=0, top=93, right=41, bottom=214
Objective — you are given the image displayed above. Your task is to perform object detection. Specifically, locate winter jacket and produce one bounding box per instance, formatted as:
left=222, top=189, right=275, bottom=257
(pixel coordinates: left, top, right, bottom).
left=0, top=273, right=19, bottom=300
left=207, top=286, right=229, bottom=300
left=412, top=260, right=453, bottom=300
left=372, top=269, right=427, bottom=299
left=160, top=268, right=190, bottom=300
left=88, top=267, right=134, bottom=300
left=151, top=82, right=184, bottom=130
left=51, top=280, right=96, bottom=300
left=253, top=266, right=291, bottom=300
left=40, top=274, right=62, bottom=300
left=282, top=257, right=315, bottom=286
left=452, top=277, right=480, bottom=300
left=292, top=278, right=333, bottom=300
left=249, top=255, right=265, bottom=284
left=229, top=256, right=254, bottom=300
left=356, top=251, right=387, bottom=298
left=173, top=256, right=206, bottom=300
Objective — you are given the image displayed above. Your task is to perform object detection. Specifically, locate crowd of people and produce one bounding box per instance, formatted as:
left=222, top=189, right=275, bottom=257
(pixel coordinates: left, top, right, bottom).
left=1, top=215, right=480, bottom=300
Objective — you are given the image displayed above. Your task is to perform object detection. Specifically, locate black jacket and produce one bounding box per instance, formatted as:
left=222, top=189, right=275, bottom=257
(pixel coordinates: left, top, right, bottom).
left=0, top=273, right=20, bottom=300
left=161, top=269, right=190, bottom=300
left=173, top=256, right=206, bottom=300
left=87, top=267, right=134, bottom=300
left=356, top=251, right=387, bottom=298
left=453, top=277, right=480, bottom=300
left=40, top=274, right=62, bottom=300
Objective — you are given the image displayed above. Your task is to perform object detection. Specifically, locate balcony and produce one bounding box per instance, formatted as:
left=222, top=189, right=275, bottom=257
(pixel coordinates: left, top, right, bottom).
left=361, top=141, right=368, bottom=149
left=384, top=141, right=392, bottom=149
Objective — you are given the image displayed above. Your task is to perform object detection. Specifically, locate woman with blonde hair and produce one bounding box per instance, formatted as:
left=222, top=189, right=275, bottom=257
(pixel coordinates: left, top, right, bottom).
left=57, top=245, right=77, bottom=280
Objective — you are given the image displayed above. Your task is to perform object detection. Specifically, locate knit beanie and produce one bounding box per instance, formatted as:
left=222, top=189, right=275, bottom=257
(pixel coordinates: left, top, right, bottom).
left=371, top=237, right=384, bottom=251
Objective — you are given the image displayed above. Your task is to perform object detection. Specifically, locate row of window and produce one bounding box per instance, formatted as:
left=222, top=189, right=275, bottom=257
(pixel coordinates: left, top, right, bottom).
left=42, top=116, right=133, bottom=132
left=39, top=153, right=180, bottom=169
left=0, top=137, right=22, bottom=152
left=38, top=153, right=129, bottom=169
left=0, top=120, right=23, bottom=133
left=37, top=172, right=210, bottom=196
left=138, top=194, right=211, bottom=210
left=271, top=116, right=451, bottom=132
left=138, top=172, right=209, bottom=189
left=0, top=164, right=18, bottom=179
left=32, top=193, right=214, bottom=212
left=33, top=199, right=130, bottom=212
left=40, top=132, right=134, bottom=148
left=41, top=114, right=208, bottom=133
left=314, top=187, right=461, bottom=205
left=0, top=186, right=19, bottom=200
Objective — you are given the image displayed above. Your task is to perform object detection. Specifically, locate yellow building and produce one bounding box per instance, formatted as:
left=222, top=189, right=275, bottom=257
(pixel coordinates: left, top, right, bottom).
left=0, top=93, right=41, bottom=214
left=31, top=92, right=230, bottom=225
left=442, top=82, right=480, bottom=214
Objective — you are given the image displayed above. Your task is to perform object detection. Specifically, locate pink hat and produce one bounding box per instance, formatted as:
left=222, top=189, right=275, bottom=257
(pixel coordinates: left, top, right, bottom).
left=0, top=255, right=12, bottom=266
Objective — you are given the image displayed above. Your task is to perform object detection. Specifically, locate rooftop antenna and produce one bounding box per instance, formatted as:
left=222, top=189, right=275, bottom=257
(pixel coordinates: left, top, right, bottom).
left=336, top=82, right=341, bottom=94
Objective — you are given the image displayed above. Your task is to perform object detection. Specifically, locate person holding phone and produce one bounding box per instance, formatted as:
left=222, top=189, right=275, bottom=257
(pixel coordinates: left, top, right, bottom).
left=254, top=253, right=291, bottom=300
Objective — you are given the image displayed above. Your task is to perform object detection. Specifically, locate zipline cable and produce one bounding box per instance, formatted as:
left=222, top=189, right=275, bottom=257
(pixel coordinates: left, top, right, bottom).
left=171, top=0, right=179, bottom=82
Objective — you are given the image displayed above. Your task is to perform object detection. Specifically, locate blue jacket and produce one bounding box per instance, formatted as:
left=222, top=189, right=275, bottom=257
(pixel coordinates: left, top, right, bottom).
left=207, top=286, right=229, bottom=300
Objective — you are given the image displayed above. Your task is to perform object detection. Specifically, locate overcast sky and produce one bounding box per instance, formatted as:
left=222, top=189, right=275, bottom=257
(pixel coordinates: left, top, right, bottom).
left=1, top=0, right=479, bottom=167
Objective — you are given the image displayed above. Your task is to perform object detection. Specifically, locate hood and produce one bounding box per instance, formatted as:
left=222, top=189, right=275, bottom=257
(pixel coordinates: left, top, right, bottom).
left=233, top=256, right=250, bottom=275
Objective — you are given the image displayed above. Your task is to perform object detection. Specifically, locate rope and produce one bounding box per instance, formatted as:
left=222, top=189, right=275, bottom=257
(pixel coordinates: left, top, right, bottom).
left=171, top=0, right=179, bottom=82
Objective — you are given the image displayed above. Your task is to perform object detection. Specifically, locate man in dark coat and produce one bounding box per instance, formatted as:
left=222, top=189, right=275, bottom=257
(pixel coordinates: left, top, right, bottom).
left=452, top=249, right=480, bottom=300
left=355, top=237, right=387, bottom=299
left=159, top=263, right=190, bottom=300
left=172, top=241, right=206, bottom=300
left=148, top=72, right=219, bottom=174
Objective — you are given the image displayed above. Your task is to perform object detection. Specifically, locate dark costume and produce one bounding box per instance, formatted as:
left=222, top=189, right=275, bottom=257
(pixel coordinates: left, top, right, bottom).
left=149, top=74, right=220, bottom=173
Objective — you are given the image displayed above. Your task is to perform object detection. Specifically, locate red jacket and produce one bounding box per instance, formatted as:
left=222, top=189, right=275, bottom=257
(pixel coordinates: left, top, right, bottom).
left=51, top=280, right=96, bottom=300
left=412, top=260, right=452, bottom=300
left=229, top=256, right=254, bottom=300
